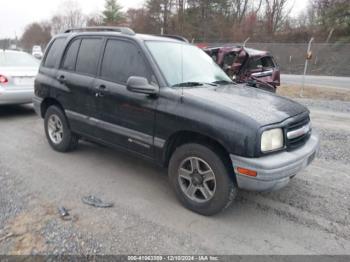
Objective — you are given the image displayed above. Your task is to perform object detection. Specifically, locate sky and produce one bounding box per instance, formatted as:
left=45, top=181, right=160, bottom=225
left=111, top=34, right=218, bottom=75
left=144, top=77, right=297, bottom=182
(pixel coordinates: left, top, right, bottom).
left=0, top=0, right=308, bottom=39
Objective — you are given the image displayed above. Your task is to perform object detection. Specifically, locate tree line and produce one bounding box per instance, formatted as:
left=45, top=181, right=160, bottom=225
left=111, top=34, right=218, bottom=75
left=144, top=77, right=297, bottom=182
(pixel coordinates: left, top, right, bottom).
left=16, top=0, right=350, bottom=51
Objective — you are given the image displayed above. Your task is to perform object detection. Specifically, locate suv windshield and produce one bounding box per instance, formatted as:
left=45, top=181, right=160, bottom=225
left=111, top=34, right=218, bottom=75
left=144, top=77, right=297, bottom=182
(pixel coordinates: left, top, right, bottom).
left=146, top=41, right=232, bottom=87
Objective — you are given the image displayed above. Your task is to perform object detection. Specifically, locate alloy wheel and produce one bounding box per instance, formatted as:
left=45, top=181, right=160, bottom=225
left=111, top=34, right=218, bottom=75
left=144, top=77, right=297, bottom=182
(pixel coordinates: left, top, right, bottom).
left=178, top=157, right=217, bottom=203
left=47, top=114, right=64, bottom=144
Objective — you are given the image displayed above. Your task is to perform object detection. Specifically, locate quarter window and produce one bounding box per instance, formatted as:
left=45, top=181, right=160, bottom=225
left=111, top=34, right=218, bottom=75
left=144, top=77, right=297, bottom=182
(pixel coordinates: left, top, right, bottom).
left=76, top=38, right=103, bottom=76
left=44, top=38, right=66, bottom=68
left=101, top=40, right=149, bottom=84
left=61, top=39, right=81, bottom=71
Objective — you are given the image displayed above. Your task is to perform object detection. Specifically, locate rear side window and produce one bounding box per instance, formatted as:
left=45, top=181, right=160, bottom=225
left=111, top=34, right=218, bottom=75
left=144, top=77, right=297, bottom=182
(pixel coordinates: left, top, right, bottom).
left=100, top=39, right=149, bottom=84
left=261, top=57, right=276, bottom=68
left=44, top=38, right=66, bottom=68
left=61, top=39, right=81, bottom=71
left=76, top=38, right=103, bottom=76
left=248, top=57, right=276, bottom=70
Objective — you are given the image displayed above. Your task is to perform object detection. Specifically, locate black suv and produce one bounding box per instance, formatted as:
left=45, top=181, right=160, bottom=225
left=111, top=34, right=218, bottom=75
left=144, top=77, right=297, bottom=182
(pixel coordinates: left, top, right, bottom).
left=33, top=27, right=319, bottom=215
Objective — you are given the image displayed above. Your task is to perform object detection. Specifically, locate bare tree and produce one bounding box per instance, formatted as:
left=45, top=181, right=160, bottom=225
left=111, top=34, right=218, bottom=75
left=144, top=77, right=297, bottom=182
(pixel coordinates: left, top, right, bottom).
left=20, top=22, right=52, bottom=51
left=50, top=0, right=87, bottom=34
left=263, top=0, right=292, bottom=35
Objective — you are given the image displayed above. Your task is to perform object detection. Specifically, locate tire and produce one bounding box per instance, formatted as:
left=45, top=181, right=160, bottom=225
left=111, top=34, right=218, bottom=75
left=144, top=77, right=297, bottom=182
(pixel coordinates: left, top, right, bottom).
left=169, top=143, right=237, bottom=216
left=44, top=105, right=79, bottom=152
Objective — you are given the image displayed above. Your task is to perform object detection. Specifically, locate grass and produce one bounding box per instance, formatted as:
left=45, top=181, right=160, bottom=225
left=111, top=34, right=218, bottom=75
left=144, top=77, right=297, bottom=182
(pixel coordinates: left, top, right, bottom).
left=277, top=84, right=350, bottom=101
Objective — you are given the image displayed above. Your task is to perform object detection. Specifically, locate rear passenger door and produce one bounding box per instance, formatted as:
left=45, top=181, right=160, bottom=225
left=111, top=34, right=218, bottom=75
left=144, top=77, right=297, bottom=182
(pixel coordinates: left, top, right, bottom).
left=57, top=37, right=104, bottom=136
left=93, top=38, right=158, bottom=157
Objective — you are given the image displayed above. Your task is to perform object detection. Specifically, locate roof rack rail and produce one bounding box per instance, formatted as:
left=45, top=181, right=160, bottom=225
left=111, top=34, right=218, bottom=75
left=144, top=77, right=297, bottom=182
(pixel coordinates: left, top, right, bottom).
left=64, top=27, right=136, bottom=36
left=156, top=34, right=189, bottom=43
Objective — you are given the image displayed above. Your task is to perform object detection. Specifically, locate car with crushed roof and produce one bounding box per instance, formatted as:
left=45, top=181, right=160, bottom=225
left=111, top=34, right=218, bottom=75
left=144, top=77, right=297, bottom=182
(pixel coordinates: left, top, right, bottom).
left=203, top=45, right=280, bottom=92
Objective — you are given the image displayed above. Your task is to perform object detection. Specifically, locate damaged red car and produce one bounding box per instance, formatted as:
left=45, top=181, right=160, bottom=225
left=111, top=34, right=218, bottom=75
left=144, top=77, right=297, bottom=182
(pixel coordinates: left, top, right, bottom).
left=202, top=46, right=280, bottom=92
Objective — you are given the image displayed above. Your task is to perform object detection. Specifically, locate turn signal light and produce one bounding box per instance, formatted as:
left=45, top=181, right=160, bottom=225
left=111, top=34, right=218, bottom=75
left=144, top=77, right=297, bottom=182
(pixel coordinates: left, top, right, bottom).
left=236, top=167, right=257, bottom=177
left=0, top=75, right=8, bottom=84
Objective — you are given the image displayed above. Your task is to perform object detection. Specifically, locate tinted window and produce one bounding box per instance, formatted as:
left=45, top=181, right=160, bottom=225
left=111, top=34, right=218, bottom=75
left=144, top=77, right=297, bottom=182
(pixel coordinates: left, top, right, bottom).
left=44, top=38, right=66, bottom=68
left=76, top=38, right=102, bottom=75
left=101, top=40, right=149, bottom=84
left=62, top=39, right=81, bottom=71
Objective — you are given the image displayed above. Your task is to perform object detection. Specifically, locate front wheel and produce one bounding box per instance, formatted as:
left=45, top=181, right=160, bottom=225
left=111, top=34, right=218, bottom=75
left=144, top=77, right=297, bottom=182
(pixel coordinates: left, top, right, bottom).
left=169, top=143, right=237, bottom=216
left=44, top=105, right=79, bottom=152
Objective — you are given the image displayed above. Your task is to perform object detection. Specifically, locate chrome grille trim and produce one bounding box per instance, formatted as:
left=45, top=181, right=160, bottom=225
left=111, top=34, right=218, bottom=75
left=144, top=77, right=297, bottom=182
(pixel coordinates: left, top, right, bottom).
left=287, top=123, right=311, bottom=140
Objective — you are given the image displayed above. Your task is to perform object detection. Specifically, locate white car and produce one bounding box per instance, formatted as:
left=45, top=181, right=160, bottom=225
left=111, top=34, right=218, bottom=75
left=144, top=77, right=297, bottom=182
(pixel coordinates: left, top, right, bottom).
left=0, top=50, right=39, bottom=105
left=32, top=45, right=43, bottom=60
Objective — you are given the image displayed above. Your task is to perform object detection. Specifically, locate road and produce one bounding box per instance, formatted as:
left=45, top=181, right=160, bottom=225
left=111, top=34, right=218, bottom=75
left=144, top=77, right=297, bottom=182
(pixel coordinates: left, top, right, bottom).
left=281, top=74, right=350, bottom=90
left=0, top=102, right=350, bottom=255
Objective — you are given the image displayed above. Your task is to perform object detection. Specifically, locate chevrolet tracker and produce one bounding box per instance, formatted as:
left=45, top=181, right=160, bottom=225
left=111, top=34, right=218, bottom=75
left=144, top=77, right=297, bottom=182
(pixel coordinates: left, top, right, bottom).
left=33, top=27, right=320, bottom=215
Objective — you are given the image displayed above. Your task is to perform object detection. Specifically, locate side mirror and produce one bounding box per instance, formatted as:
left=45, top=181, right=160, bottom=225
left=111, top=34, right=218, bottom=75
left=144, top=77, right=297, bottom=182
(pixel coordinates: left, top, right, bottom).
left=127, top=76, right=158, bottom=95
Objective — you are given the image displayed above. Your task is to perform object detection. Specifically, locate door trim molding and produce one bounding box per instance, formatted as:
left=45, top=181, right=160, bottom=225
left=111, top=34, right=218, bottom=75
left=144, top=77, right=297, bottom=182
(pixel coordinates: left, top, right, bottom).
left=65, top=110, right=165, bottom=148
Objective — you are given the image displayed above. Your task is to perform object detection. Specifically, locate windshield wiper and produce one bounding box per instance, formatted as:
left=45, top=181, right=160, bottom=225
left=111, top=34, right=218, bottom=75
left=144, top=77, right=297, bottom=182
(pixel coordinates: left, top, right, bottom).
left=172, top=82, right=219, bottom=88
left=211, top=80, right=234, bottom=85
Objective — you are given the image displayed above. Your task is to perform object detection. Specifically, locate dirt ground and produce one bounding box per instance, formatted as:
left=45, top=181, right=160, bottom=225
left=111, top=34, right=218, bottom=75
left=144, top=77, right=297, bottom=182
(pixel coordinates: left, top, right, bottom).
left=278, top=84, right=350, bottom=101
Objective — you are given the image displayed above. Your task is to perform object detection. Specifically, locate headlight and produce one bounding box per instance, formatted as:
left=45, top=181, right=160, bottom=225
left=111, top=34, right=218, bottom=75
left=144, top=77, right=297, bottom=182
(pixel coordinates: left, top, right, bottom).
left=261, top=128, right=284, bottom=152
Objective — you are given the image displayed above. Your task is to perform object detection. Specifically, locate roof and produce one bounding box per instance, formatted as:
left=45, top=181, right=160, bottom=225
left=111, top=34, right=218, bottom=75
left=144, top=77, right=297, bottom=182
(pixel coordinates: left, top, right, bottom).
left=59, top=27, right=186, bottom=43
left=244, top=47, right=269, bottom=56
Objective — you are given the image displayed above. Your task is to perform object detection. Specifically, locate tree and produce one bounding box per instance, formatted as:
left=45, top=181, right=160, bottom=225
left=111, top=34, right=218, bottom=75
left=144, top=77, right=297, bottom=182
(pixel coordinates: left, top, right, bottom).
left=312, top=0, right=350, bottom=30
left=263, top=0, right=291, bottom=35
left=127, top=8, right=151, bottom=33
left=145, top=0, right=175, bottom=34
left=50, top=0, right=87, bottom=34
left=103, top=0, right=125, bottom=25
left=20, top=22, right=51, bottom=51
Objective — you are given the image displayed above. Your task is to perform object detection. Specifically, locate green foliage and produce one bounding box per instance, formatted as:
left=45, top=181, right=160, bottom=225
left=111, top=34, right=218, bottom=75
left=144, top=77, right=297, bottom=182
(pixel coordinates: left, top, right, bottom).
left=103, top=0, right=124, bottom=25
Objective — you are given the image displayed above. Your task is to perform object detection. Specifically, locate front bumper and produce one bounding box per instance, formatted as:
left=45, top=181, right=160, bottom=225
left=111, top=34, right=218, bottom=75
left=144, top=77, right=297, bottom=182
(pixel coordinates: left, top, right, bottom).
left=0, top=87, right=34, bottom=105
left=230, top=134, right=320, bottom=192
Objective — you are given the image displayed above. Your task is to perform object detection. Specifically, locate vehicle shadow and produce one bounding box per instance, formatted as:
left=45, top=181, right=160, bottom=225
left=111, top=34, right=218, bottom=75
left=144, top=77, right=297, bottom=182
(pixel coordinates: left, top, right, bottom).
left=0, top=104, right=35, bottom=118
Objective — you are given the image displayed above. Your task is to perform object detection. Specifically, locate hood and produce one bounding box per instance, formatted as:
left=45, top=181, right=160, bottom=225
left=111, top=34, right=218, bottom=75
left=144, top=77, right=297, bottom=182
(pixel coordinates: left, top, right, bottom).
left=183, top=84, right=308, bottom=126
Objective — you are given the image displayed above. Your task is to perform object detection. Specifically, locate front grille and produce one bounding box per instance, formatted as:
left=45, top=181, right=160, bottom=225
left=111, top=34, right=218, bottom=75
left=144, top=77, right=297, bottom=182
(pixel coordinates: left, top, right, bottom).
left=286, top=116, right=311, bottom=150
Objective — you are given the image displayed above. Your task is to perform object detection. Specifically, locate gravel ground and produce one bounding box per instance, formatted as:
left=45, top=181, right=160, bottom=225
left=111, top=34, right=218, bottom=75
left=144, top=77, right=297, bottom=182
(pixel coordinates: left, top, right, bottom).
left=0, top=100, right=349, bottom=255
left=0, top=169, right=25, bottom=231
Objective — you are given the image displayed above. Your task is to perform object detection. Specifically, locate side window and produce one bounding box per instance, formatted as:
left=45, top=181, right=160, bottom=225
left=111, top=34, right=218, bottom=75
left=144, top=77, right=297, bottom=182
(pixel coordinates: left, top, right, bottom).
left=261, top=57, right=276, bottom=68
left=76, top=38, right=103, bottom=76
left=61, top=39, right=81, bottom=71
left=44, top=38, right=66, bottom=68
left=101, top=39, right=149, bottom=84
left=248, top=59, right=263, bottom=71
